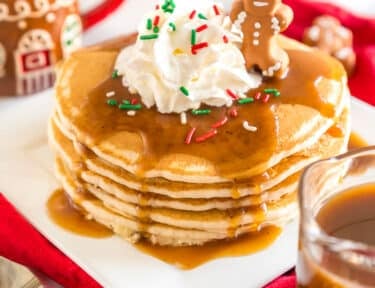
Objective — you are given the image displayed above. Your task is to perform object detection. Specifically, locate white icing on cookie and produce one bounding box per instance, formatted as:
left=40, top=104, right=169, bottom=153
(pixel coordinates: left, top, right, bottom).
left=335, top=47, right=352, bottom=60
left=0, top=0, right=75, bottom=22
left=307, top=25, right=320, bottom=42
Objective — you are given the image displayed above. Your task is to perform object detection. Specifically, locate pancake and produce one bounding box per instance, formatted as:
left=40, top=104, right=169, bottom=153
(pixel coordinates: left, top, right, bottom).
left=55, top=36, right=348, bottom=183
left=49, top=116, right=300, bottom=212
left=49, top=106, right=349, bottom=200
left=49, top=104, right=349, bottom=238
left=49, top=27, right=351, bottom=247
left=55, top=156, right=296, bottom=246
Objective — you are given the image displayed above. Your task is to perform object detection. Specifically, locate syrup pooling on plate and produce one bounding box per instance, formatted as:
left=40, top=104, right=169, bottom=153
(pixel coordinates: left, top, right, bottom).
left=72, top=43, right=345, bottom=179
left=135, top=226, right=281, bottom=270
left=349, top=132, right=368, bottom=149
left=47, top=189, right=113, bottom=238
left=47, top=188, right=281, bottom=269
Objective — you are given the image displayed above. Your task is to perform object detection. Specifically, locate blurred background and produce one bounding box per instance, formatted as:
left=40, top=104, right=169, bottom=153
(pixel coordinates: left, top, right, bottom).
left=82, top=0, right=375, bottom=46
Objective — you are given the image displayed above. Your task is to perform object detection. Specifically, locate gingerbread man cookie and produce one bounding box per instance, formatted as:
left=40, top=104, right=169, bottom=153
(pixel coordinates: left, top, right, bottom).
left=303, top=15, right=356, bottom=75
left=231, top=0, right=293, bottom=78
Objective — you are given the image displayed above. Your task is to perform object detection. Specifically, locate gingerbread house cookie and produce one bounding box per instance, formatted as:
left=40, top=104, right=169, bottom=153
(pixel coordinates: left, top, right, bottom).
left=0, top=0, right=82, bottom=96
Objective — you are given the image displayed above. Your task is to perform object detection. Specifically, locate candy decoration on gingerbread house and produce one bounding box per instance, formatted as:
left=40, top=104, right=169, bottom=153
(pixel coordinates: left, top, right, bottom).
left=61, top=13, right=82, bottom=58
left=14, top=29, right=55, bottom=95
left=0, top=0, right=82, bottom=96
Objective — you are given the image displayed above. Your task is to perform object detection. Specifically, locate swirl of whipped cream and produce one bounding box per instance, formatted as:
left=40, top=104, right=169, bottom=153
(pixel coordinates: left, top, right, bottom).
left=115, top=0, right=261, bottom=114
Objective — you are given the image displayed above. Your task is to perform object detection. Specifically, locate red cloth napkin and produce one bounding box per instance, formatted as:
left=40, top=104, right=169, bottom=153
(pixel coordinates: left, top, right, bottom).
left=1, top=1, right=374, bottom=288
left=82, top=0, right=125, bottom=30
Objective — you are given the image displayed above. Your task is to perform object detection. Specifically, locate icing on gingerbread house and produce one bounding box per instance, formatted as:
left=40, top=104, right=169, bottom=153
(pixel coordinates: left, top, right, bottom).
left=0, top=0, right=82, bottom=96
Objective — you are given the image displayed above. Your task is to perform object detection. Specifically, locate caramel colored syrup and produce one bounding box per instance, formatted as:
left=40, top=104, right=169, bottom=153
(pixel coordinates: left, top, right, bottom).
left=47, top=188, right=280, bottom=269
left=135, top=226, right=281, bottom=270
left=349, top=132, right=368, bottom=150
left=231, top=186, right=241, bottom=199
left=96, top=163, right=276, bottom=266
left=47, top=189, right=113, bottom=238
left=298, top=184, right=375, bottom=288
left=48, top=35, right=346, bottom=269
left=64, top=37, right=344, bottom=180
left=317, top=184, right=375, bottom=245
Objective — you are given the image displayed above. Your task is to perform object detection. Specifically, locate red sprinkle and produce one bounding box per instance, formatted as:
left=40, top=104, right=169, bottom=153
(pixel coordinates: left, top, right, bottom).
left=223, top=35, right=229, bottom=43
left=196, top=24, right=208, bottom=32
left=185, top=127, right=197, bottom=144
left=263, top=94, right=271, bottom=103
left=153, top=15, right=160, bottom=26
left=212, top=117, right=228, bottom=128
left=213, top=5, right=220, bottom=15
left=189, top=10, right=197, bottom=19
left=155, top=4, right=160, bottom=10
left=226, top=89, right=239, bottom=100
left=131, top=98, right=139, bottom=105
left=228, top=108, right=238, bottom=118
left=192, top=42, right=209, bottom=54
left=255, top=92, right=262, bottom=100
left=195, top=129, right=218, bottom=143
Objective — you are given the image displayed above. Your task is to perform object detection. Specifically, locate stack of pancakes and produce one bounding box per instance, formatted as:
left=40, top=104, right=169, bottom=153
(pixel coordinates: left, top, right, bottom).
left=49, top=35, right=351, bottom=246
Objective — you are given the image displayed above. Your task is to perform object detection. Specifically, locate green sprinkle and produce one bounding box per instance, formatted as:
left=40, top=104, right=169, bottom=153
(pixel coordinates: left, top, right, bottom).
left=168, top=22, right=176, bottom=31
left=264, top=88, right=281, bottom=97
left=146, top=18, right=152, bottom=30
left=122, top=100, right=130, bottom=104
left=111, top=69, right=119, bottom=79
left=238, top=97, right=255, bottom=105
left=164, top=7, right=174, bottom=13
left=162, top=0, right=176, bottom=13
left=107, top=99, right=118, bottom=106
left=153, top=26, right=160, bottom=33
left=192, top=109, right=211, bottom=115
left=66, top=21, right=79, bottom=32
left=198, top=13, right=208, bottom=20
left=140, top=34, right=159, bottom=40
left=180, top=86, right=189, bottom=96
left=118, top=104, right=142, bottom=110
left=191, top=29, right=197, bottom=45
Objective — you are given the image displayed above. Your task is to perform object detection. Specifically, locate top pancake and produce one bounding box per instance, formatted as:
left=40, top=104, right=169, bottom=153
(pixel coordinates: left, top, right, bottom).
left=55, top=35, right=349, bottom=183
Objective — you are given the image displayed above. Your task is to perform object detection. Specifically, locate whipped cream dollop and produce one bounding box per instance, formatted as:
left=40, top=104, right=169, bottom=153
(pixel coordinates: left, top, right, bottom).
left=115, top=0, right=261, bottom=114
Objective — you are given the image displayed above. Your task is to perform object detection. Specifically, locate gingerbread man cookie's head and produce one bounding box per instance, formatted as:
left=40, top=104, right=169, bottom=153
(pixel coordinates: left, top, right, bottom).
left=303, top=15, right=356, bottom=75
left=0, top=0, right=83, bottom=96
left=243, top=0, right=282, bottom=16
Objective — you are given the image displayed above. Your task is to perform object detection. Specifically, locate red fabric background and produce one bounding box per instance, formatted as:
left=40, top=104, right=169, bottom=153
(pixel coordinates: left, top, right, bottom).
left=82, top=0, right=125, bottom=30
left=284, top=0, right=375, bottom=105
left=1, top=1, right=374, bottom=287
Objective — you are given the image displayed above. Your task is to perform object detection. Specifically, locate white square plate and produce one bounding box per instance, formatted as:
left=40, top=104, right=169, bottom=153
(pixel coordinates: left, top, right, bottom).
left=0, top=92, right=374, bottom=288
